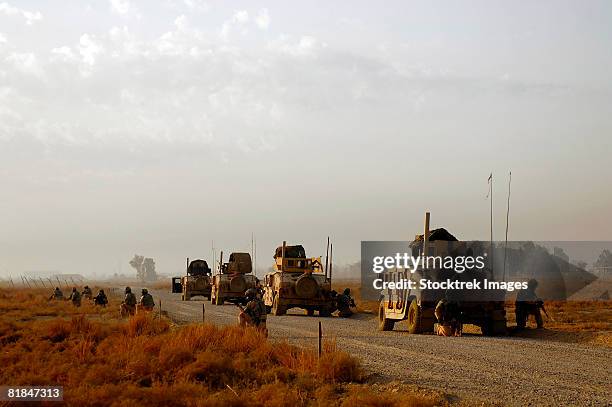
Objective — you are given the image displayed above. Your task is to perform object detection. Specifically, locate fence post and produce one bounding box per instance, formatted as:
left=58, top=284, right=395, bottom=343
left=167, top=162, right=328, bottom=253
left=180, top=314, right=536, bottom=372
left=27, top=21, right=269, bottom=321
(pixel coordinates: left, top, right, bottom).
left=202, top=303, right=205, bottom=323
left=159, top=300, right=162, bottom=321
left=318, top=321, right=322, bottom=359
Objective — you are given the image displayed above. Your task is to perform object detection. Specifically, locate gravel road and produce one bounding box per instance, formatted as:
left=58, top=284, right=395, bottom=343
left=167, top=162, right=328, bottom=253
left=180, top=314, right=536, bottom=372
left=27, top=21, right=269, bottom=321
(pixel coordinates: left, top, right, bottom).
left=152, top=289, right=611, bottom=406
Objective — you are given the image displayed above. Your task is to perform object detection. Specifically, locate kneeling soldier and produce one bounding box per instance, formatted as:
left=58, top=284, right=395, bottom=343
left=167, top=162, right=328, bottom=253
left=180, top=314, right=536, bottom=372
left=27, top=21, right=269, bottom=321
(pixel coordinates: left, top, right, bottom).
left=93, top=289, right=108, bottom=307
left=68, top=287, right=82, bottom=307
left=137, top=288, right=155, bottom=313
left=434, top=298, right=462, bottom=337
left=120, top=286, right=137, bottom=317
left=239, top=288, right=268, bottom=337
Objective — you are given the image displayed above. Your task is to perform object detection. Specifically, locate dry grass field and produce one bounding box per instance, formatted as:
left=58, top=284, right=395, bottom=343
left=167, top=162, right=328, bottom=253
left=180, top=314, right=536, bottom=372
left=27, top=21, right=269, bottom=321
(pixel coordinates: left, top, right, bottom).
left=0, top=287, right=472, bottom=407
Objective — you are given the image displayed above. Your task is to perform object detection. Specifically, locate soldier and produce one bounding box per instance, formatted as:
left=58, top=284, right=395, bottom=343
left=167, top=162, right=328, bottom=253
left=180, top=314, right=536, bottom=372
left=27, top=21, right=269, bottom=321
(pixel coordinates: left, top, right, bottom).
left=515, top=279, right=544, bottom=329
left=336, top=288, right=356, bottom=318
left=68, top=287, right=82, bottom=307
left=48, top=287, right=64, bottom=301
left=93, top=289, right=108, bottom=307
left=239, top=288, right=268, bottom=336
left=434, top=298, right=462, bottom=336
left=138, top=288, right=155, bottom=313
left=82, top=285, right=93, bottom=300
left=120, top=286, right=137, bottom=317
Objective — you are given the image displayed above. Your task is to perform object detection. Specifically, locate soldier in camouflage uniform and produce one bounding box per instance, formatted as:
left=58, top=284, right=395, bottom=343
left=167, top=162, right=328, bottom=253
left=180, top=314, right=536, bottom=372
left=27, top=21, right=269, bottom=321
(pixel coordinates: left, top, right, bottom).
left=515, top=279, right=544, bottom=329
left=68, top=287, right=82, bottom=307
left=239, top=288, right=268, bottom=336
left=120, top=286, right=137, bottom=317
left=336, top=288, right=356, bottom=318
left=137, top=288, right=155, bottom=313
left=82, top=285, right=93, bottom=300
left=434, top=298, right=462, bottom=336
left=48, top=287, right=64, bottom=301
left=93, top=289, right=108, bottom=307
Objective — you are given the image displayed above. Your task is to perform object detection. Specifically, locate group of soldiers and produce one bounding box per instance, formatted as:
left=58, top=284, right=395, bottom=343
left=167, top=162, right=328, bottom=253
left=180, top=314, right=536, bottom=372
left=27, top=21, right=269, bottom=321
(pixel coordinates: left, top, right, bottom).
left=48, top=285, right=155, bottom=317
left=434, top=278, right=546, bottom=336
left=119, top=286, right=156, bottom=317
left=48, top=285, right=108, bottom=307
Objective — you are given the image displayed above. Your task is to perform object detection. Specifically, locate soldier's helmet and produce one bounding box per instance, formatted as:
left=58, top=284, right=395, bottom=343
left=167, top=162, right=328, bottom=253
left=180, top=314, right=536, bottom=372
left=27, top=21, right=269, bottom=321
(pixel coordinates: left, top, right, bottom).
left=343, top=288, right=351, bottom=296
left=245, top=288, right=257, bottom=298
left=527, top=279, right=538, bottom=289
left=55, top=287, right=60, bottom=291
left=125, top=286, right=131, bottom=293
left=84, top=285, right=89, bottom=289
left=142, top=288, right=148, bottom=294
left=72, top=287, right=77, bottom=291
left=99, top=289, right=105, bottom=294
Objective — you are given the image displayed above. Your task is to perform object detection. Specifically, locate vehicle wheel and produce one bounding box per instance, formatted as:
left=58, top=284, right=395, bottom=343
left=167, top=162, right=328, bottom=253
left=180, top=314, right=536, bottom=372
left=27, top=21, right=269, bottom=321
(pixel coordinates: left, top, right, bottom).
left=482, top=312, right=507, bottom=336
left=407, top=299, right=423, bottom=334
left=272, top=296, right=285, bottom=316
left=378, top=302, right=395, bottom=331
left=305, top=309, right=315, bottom=316
left=265, top=305, right=272, bottom=314
left=319, top=306, right=332, bottom=317
left=181, top=294, right=185, bottom=301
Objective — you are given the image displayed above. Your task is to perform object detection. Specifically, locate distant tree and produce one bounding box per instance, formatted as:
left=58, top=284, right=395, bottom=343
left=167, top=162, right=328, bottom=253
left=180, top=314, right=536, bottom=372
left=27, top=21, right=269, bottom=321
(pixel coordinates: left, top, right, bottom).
left=129, top=255, right=145, bottom=281
left=143, top=258, right=157, bottom=281
left=575, top=260, right=588, bottom=270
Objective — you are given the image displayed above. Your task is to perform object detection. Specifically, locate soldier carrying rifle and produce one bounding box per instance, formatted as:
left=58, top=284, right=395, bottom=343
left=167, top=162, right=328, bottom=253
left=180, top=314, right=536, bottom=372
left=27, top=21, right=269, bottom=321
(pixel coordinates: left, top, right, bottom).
left=237, top=288, right=268, bottom=337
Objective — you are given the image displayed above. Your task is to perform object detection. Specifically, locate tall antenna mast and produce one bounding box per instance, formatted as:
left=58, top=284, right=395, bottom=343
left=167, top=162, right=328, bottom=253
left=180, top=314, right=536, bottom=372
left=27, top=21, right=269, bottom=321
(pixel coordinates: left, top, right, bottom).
left=503, top=171, right=512, bottom=281
left=488, top=173, right=494, bottom=275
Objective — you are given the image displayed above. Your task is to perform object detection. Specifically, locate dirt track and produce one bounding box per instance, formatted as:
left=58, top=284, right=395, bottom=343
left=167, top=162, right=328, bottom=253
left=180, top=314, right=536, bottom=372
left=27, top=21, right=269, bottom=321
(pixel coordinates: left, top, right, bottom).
left=152, top=289, right=611, bottom=406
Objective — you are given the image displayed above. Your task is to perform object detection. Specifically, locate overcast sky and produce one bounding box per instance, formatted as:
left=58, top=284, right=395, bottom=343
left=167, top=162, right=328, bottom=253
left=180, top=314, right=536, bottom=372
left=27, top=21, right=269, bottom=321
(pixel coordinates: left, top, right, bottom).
left=1, top=1, right=611, bottom=278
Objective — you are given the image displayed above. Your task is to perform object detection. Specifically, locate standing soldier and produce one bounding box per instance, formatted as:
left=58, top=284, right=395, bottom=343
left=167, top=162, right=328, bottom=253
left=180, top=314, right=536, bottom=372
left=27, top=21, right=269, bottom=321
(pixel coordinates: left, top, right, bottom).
left=93, top=289, right=108, bottom=307
left=82, top=285, right=93, bottom=300
left=48, top=287, right=64, bottom=301
left=120, top=286, right=137, bottom=317
left=239, top=288, right=268, bottom=337
left=68, top=287, right=82, bottom=307
left=336, top=288, right=356, bottom=318
left=138, top=288, right=155, bottom=313
left=515, top=279, right=544, bottom=330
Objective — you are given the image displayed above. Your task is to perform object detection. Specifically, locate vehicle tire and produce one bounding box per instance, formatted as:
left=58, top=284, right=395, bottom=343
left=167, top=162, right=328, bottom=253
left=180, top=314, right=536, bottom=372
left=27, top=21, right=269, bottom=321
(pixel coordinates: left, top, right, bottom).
left=295, top=274, right=318, bottom=298
left=378, top=302, right=395, bottom=331
left=482, top=311, right=507, bottom=336
left=272, top=296, right=285, bottom=316
left=319, top=306, right=332, bottom=317
left=305, top=309, right=315, bottom=316
left=181, top=294, right=185, bottom=301
left=407, top=299, right=423, bottom=334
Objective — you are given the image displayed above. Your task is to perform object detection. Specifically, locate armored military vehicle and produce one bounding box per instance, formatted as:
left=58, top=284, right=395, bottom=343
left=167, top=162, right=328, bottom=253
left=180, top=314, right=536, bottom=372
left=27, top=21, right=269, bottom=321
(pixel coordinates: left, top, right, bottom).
left=211, top=252, right=258, bottom=305
left=263, top=241, right=336, bottom=316
left=180, top=259, right=212, bottom=301
left=378, top=213, right=507, bottom=336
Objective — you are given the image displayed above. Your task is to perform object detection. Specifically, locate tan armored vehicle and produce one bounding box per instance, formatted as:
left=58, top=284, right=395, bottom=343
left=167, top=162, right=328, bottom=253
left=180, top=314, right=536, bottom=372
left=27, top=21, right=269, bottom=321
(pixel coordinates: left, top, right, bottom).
left=180, top=259, right=212, bottom=301
left=263, top=241, right=335, bottom=316
left=211, top=252, right=258, bottom=305
left=378, top=212, right=507, bottom=335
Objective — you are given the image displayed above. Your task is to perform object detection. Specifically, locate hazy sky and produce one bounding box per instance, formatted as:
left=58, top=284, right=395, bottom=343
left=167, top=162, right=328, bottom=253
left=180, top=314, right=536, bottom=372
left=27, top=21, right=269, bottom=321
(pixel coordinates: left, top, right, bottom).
left=1, top=1, right=611, bottom=277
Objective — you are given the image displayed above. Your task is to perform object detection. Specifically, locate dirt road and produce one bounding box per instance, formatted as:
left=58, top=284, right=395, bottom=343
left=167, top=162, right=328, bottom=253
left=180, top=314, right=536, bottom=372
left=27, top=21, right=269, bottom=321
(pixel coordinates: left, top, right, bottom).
left=152, top=289, right=611, bottom=406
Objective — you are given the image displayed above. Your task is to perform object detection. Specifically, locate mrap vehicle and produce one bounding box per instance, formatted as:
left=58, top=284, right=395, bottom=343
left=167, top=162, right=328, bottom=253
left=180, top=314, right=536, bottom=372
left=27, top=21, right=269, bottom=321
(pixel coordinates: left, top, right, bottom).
left=177, top=259, right=212, bottom=301
left=210, top=252, right=258, bottom=305
left=263, top=241, right=336, bottom=316
left=378, top=212, right=507, bottom=336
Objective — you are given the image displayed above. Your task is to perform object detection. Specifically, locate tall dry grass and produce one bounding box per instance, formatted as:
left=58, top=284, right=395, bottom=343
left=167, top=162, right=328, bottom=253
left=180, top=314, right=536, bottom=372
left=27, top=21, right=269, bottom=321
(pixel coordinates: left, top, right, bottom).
left=1, top=288, right=460, bottom=406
